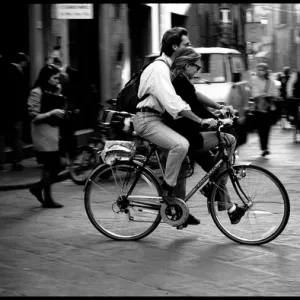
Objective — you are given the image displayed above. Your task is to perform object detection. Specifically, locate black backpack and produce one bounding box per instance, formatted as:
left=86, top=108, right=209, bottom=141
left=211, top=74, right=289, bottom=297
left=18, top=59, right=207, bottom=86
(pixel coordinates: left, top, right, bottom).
left=116, top=58, right=168, bottom=113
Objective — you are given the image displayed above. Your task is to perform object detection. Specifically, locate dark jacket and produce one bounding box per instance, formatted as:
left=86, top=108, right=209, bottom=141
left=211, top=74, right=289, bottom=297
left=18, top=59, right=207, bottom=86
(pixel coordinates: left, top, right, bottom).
left=277, top=73, right=290, bottom=99
left=166, top=73, right=217, bottom=151
left=293, top=71, right=300, bottom=99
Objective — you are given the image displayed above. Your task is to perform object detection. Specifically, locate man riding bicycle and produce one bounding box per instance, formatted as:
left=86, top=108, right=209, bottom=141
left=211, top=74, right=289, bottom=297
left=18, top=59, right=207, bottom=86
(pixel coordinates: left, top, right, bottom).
left=133, top=27, right=202, bottom=226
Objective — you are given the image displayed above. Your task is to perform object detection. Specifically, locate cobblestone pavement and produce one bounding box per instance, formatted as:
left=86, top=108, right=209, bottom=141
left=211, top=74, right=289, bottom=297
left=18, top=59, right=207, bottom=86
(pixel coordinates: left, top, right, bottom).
left=0, top=125, right=300, bottom=296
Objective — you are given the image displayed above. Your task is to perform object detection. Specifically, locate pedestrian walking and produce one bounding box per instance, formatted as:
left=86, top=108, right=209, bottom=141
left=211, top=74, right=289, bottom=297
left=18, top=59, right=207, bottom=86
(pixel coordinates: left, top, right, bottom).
left=249, top=62, right=279, bottom=157
left=3, top=52, right=29, bottom=171
left=277, top=66, right=292, bottom=128
left=286, top=69, right=300, bottom=126
left=27, top=65, right=67, bottom=208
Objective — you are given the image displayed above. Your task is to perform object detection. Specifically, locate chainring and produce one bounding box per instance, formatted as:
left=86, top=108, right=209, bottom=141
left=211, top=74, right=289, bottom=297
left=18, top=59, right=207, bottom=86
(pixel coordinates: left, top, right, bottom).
left=160, top=197, right=189, bottom=227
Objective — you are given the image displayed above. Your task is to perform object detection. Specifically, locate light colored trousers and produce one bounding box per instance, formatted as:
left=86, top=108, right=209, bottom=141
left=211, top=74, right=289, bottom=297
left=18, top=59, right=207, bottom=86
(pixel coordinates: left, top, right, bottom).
left=133, top=112, right=189, bottom=186
left=162, top=131, right=236, bottom=199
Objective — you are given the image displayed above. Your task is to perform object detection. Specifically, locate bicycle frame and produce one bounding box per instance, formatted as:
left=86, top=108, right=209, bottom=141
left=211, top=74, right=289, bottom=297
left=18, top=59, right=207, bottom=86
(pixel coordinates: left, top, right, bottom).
left=125, top=120, right=250, bottom=207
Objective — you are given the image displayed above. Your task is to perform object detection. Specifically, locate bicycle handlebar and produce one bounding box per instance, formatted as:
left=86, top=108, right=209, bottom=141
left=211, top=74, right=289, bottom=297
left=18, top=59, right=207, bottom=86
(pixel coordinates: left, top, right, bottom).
left=216, top=110, right=239, bottom=134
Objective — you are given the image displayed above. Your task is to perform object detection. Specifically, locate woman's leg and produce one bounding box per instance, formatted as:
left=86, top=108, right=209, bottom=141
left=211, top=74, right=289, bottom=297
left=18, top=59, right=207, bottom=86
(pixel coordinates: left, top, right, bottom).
left=191, top=131, right=236, bottom=210
left=29, top=151, right=45, bottom=204
left=192, top=131, right=236, bottom=175
left=133, top=114, right=189, bottom=187
left=42, top=152, right=64, bottom=208
left=255, top=112, right=266, bottom=151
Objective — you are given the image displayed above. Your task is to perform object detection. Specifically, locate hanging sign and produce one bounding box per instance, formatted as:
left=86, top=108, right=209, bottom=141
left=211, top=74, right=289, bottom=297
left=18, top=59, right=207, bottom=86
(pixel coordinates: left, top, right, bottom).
left=54, top=4, right=93, bottom=19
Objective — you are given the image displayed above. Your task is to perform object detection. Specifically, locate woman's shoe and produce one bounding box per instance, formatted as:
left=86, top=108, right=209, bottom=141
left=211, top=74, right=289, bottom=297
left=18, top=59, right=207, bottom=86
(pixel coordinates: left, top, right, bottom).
left=29, top=186, right=44, bottom=205
left=262, top=150, right=270, bottom=157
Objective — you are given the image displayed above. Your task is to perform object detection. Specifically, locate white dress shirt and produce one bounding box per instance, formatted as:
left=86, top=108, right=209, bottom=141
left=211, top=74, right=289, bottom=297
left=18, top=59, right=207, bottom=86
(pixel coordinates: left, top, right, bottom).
left=137, top=53, right=191, bottom=119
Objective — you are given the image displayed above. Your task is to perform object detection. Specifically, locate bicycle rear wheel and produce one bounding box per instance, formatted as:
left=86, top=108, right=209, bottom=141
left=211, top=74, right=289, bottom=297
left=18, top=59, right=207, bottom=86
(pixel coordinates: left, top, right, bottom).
left=84, top=161, right=162, bottom=241
left=209, top=165, right=290, bottom=245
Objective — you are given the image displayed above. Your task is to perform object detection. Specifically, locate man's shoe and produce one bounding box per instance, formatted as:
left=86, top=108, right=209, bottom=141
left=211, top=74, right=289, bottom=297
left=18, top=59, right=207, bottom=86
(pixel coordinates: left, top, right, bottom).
left=43, top=200, right=64, bottom=208
left=185, top=213, right=201, bottom=226
left=29, top=186, right=44, bottom=205
left=228, top=204, right=247, bottom=224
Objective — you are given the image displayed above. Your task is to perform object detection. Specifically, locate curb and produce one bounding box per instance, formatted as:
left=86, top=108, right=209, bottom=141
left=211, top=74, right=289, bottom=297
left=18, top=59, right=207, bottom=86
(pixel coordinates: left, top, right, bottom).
left=0, top=171, right=70, bottom=192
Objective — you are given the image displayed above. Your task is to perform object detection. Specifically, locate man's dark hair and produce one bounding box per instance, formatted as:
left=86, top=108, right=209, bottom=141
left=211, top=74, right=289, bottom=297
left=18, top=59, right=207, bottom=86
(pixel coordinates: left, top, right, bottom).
left=53, top=45, right=61, bottom=51
left=15, top=52, right=29, bottom=64
left=160, top=27, right=189, bottom=57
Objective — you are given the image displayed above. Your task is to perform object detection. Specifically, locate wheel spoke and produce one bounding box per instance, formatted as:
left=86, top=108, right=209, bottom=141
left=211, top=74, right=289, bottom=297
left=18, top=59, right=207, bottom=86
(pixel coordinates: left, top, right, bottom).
left=210, top=165, right=290, bottom=245
left=84, top=162, right=161, bottom=240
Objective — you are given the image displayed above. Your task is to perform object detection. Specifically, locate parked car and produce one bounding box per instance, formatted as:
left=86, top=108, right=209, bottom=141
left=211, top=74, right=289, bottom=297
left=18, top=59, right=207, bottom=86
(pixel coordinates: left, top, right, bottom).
left=144, top=47, right=251, bottom=124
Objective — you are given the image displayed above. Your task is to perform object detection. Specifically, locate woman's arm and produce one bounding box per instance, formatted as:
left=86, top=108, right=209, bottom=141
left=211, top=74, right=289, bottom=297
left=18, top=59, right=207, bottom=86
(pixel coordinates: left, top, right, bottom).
left=179, top=109, right=203, bottom=125
left=196, top=90, right=223, bottom=109
left=28, top=89, right=65, bottom=124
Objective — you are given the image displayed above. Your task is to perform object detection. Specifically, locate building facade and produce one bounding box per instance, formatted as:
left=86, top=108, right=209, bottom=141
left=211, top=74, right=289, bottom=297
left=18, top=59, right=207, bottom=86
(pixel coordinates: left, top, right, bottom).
left=0, top=3, right=248, bottom=130
left=247, top=3, right=300, bottom=72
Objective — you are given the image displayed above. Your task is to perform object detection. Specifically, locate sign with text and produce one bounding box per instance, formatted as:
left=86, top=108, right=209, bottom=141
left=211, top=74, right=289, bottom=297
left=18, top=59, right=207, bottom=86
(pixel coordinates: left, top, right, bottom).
left=55, top=4, right=93, bottom=19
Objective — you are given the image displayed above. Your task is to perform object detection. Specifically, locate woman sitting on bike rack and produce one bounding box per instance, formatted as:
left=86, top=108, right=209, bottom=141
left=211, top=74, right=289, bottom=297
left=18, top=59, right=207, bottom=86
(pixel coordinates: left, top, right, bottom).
left=167, top=47, right=246, bottom=225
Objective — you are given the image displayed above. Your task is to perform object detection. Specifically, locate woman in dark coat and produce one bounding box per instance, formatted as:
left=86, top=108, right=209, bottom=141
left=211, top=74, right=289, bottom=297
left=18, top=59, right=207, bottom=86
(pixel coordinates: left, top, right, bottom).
left=27, top=65, right=67, bottom=208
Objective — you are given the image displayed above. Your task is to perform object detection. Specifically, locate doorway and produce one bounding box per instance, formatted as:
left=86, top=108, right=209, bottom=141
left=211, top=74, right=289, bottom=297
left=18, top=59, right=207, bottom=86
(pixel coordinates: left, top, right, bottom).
left=128, top=4, right=152, bottom=73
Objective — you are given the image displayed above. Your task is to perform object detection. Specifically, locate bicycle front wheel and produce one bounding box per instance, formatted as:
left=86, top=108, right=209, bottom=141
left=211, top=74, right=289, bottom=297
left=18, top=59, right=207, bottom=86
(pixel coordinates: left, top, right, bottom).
left=209, top=164, right=290, bottom=245
left=84, top=161, right=162, bottom=241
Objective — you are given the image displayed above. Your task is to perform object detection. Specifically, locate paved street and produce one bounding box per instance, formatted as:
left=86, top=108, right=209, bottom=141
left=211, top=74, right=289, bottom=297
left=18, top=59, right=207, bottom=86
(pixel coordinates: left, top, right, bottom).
left=1, top=125, right=300, bottom=296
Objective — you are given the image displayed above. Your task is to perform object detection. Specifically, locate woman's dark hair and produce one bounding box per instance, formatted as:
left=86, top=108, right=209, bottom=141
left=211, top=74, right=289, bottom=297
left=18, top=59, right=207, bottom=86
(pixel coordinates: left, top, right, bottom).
left=160, top=27, right=189, bottom=57
left=33, top=65, right=61, bottom=91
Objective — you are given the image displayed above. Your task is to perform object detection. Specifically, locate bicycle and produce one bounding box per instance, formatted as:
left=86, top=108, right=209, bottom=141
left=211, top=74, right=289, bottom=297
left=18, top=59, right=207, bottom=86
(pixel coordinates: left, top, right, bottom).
left=84, top=115, right=290, bottom=245
left=70, top=103, right=160, bottom=184
left=68, top=103, right=137, bottom=185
